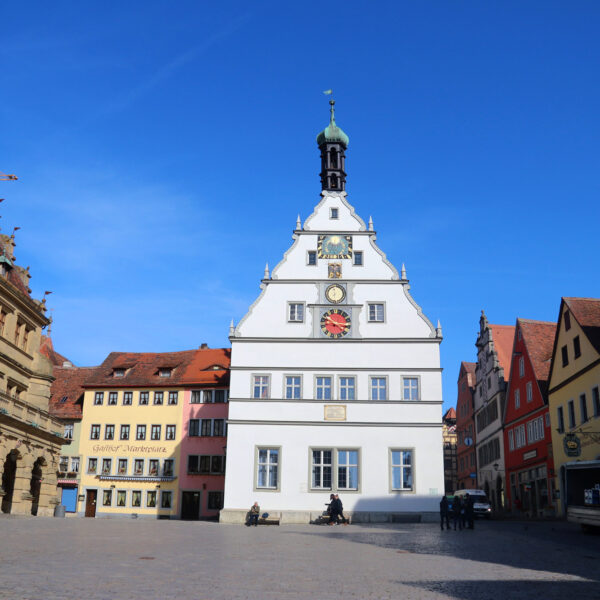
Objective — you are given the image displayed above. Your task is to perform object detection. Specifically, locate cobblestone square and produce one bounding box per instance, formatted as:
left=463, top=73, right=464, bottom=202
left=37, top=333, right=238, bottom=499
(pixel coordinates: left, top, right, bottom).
left=0, top=517, right=598, bottom=600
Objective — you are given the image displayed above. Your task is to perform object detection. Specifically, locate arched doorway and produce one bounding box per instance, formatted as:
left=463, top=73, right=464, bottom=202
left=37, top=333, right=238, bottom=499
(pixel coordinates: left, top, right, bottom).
left=1, top=450, right=18, bottom=514
left=30, top=457, right=44, bottom=516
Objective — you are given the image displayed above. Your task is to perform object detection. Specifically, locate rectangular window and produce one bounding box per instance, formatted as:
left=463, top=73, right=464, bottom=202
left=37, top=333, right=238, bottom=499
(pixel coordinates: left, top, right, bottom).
left=573, top=336, right=581, bottom=359
left=199, top=455, right=211, bottom=474
left=508, top=430, right=514, bottom=451
left=191, top=390, right=202, bottom=404
left=159, top=369, right=172, bottom=378
left=59, top=456, right=69, bottom=472
left=353, top=251, right=363, bottom=266
left=339, top=377, right=355, bottom=401
left=90, top=424, right=100, bottom=440
left=568, top=400, right=576, bottom=428
left=134, top=459, right=144, bottom=475
left=288, top=303, right=304, bottom=322
left=0, top=309, right=6, bottom=336
left=257, top=448, right=279, bottom=489
left=214, top=390, right=227, bottom=403
left=108, top=392, right=118, bottom=405
left=337, top=450, right=359, bottom=490
left=146, top=491, right=156, bottom=508
left=580, top=394, right=588, bottom=423
left=123, top=392, right=133, bottom=405
left=564, top=310, right=571, bottom=331
left=307, top=250, right=317, bottom=266
left=102, top=458, right=112, bottom=475
left=285, top=376, right=301, bottom=399
left=189, top=419, right=200, bottom=437
left=168, top=391, right=178, bottom=405
left=201, top=419, right=213, bottom=436
left=165, top=425, right=176, bottom=440
left=368, top=303, right=384, bottom=322
left=153, top=391, right=163, bottom=405
left=519, top=357, right=525, bottom=377
left=103, top=490, right=112, bottom=507
left=330, top=207, right=339, bottom=219
left=557, top=406, right=565, bottom=433
left=94, top=392, right=104, bottom=406
left=211, top=456, right=225, bottom=474
left=132, top=490, right=142, bottom=508
left=104, top=424, right=115, bottom=440
left=113, top=369, right=125, bottom=378
left=391, top=450, right=413, bottom=491
left=213, top=419, right=225, bottom=437
left=371, top=377, right=387, bottom=400
left=163, top=459, right=174, bottom=477
left=561, top=345, right=569, bottom=367
left=148, top=459, right=159, bottom=476
left=202, top=390, right=213, bottom=403
left=116, top=490, right=127, bottom=507
left=207, top=491, right=224, bottom=510
left=188, top=455, right=199, bottom=474
left=64, top=423, right=74, bottom=439
left=151, top=425, right=161, bottom=440
left=311, top=449, right=332, bottom=489
left=136, top=424, right=146, bottom=440
left=402, top=377, right=419, bottom=401
left=87, top=458, right=97, bottom=474
left=593, top=387, right=600, bottom=418
left=316, top=376, right=332, bottom=400
left=139, top=391, right=149, bottom=405
left=117, top=458, right=128, bottom=475
left=71, top=457, right=80, bottom=473
left=515, top=425, right=526, bottom=448
left=120, top=424, right=130, bottom=440
left=253, top=375, right=270, bottom=399
left=161, top=491, right=172, bottom=509
left=526, top=381, right=532, bottom=403
left=515, top=389, right=520, bottom=409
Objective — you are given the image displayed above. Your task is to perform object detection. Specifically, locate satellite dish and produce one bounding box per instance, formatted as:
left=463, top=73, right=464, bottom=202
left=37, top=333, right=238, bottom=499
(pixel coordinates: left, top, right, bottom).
left=464, top=437, right=473, bottom=447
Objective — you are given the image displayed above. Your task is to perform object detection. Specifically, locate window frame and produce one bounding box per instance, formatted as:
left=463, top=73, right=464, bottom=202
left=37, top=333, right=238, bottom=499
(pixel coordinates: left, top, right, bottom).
left=338, top=376, right=356, bottom=401
left=123, top=391, right=133, bottom=406
left=557, top=406, right=565, bottom=433
left=94, top=392, right=104, bottom=406
left=90, top=424, right=101, bottom=440
left=515, top=388, right=520, bottom=409
left=165, top=424, right=176, bottom=440
left=120, top=424, right=130, bottom=440
left=288, top=302, right=305, bottom=323
left=526, top=381, right=533, bottom=403
left=108, top=391, right=118, bottom=406
left=402, top=376, right=420, bottom=401
left=593, top=387, right=600, bottom=418
left=168, top=391, right=179, bottom=405
left=160, top=491, right=172, bottom=509
left=573, top=336, right=581, bottom=359
left=136, top=424, right=147, bottom=441
left=310, top=448, right=333, bottom=491
left=389, top=448, right=415, bottom=493
left=254, top=446, right=281, bottom=492
left=104, top=424, right=115, bottom=440
left=87, top=457, right=98, bottom=474
left=153, top=391, right=164, bottom=405
left=568, top=400, right=576, bottom=429
left=580, top=393, right=588, bottom=423
left=252, top=374, right=270, bottom=399
left=370, top=376, right=388, bottom=401
left=207, top=491, right=224, bottom=510
left=353, top=251, right=363, bottom=266
left=139, top=391, right=149, bottom=406
left=150, top=424, right=161, bottom=440
left=64, top=423, right=74, bottom=439
left=561, top=345, right=569, bottom=367
left=330, top=207, right=339, bottom=219
left=315, top=375, right=333, bottom=401
left=284, top=374, right=302, bottom=400
left=367, top=302, right=385, bottom=323
left=307, top=250, right=317, bottom=266
left=519, top=357, right=525, bottom=378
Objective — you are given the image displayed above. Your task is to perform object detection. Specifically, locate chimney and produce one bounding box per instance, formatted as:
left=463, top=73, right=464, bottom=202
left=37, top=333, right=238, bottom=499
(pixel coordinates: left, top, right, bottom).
left=200, top=343, right=209, bottom=349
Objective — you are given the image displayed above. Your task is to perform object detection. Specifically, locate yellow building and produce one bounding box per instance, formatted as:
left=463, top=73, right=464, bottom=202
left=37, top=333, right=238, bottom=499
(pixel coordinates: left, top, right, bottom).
left=548, top=297, right=600, bottom=525
left=0, top=233, right=66, bottom=516
left=78, top=351, right=193, bottom=518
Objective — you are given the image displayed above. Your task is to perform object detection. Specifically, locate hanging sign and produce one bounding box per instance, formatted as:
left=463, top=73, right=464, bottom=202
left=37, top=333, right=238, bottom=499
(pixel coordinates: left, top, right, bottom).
left=563, top=433, right=581, bottom=457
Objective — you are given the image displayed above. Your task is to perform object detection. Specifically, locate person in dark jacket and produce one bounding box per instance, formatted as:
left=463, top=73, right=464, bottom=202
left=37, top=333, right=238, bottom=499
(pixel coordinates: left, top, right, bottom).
left=335, top=494, right=348, bottom=525
left=452, top=496, right=463, bottom=530
left=440, top=496, right=450, bottom=530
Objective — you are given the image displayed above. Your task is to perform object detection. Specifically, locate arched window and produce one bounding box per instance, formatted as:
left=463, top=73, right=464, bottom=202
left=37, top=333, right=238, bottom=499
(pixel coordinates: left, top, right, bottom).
left=330, top=174, right=338, bottom=189
left=330, top=148, right=338, bottom=169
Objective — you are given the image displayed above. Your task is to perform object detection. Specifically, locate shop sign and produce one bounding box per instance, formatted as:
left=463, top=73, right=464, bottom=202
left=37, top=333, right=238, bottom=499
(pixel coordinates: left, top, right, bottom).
left=324, top=405, right=346, bottom=421
left=469, top=473, right=477, bottom=479
left=563, top=433, right=581, bottom=457
left=523, top=449, right=537, bottom=461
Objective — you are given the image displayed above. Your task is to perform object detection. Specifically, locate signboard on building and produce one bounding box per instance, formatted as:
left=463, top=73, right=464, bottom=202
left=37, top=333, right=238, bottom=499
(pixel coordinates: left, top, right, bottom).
left=563, top=433, right=581, bottom=457
left=324, top=405, right=346, bottom=421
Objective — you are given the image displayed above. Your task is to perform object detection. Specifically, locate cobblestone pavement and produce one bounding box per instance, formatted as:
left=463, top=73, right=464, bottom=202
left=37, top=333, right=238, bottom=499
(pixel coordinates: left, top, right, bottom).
left=0, top=516, right=599, bottom=600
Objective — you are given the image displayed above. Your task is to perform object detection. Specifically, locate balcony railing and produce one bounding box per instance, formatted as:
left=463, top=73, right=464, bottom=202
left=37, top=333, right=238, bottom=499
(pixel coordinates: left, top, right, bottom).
left=0, top=390, right=65, bottom=438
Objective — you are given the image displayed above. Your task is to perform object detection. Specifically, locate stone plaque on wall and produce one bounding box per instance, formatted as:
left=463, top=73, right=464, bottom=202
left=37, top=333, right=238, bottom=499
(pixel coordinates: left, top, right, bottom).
left=324, top=405, right=346, bottom=421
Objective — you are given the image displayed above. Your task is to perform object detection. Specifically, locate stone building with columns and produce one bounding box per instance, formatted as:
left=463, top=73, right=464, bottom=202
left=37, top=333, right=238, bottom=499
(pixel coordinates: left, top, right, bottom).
left=0, top=232, right=66, bottom=516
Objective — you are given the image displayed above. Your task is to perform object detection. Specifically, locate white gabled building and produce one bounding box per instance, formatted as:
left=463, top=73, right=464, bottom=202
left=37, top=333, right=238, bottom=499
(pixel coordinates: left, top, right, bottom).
left=221, top=101, right=444, bottom=524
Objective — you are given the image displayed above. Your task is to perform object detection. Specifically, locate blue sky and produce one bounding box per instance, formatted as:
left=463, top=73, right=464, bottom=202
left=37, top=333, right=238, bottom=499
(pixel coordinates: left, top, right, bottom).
left=2, top=1, right=599, bottom=409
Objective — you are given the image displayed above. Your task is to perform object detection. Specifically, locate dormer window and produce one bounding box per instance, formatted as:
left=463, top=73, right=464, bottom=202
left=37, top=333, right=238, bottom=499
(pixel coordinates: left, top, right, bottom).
left=159, top=368, right=172, bottom=378
left=330, top=207, right=339, bottom=219
left=113, top=368, right=126, bottom=378
left=60, top=396, right=68, bottom=403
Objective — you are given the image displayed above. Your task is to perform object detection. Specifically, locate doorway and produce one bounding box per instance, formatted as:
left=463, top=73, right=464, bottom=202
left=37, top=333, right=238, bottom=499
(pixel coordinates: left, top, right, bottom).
left=30, top=457, right=44, bottom=516
left=85, top=490, right=97, bottom=517
left=1, top=451, right=18, bottom=514
left=181, top=491, right=200, bottom=520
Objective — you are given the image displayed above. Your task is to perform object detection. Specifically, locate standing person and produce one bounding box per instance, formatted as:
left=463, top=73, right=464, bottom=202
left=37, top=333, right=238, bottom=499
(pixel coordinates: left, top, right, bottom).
left=248, top=501, right=260, bottom=527
left=439, top=496, right=450, bottom=530
left=452, top=496, right=463, bottom=531
left=328, top=494, right=339, bottom=525
left=465, top=493, right=475, bottom=530
left=335, top=494, right=349, bottom=525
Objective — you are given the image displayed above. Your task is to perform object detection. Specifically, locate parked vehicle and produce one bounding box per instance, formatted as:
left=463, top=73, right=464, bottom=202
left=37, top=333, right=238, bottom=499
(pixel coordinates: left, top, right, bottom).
left=453, top=489, right=492, bottom=518
left=563, top=460, right=600, bottom=533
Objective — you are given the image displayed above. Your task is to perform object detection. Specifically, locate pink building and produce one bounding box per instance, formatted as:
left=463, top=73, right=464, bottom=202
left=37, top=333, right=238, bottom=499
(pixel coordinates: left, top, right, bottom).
left=179, top=348, right=230, bottom=520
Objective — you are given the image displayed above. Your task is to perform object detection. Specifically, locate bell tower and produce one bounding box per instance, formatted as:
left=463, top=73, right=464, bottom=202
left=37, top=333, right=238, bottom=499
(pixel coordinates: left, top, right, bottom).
left=316, top=99, right=349, bottom=192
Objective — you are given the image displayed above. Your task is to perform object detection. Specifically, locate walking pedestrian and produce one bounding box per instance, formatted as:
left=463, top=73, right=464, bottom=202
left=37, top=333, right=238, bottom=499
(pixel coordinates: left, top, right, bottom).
left=440, top=496, right=450, bottom=530
left=452, top=496, right=463, bottom=531
left=335, top=494, right=348, bottom=525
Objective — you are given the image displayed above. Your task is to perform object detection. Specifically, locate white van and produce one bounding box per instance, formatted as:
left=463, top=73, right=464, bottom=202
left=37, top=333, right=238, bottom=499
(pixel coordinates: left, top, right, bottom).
left=453, top=489, right=492, bottom=518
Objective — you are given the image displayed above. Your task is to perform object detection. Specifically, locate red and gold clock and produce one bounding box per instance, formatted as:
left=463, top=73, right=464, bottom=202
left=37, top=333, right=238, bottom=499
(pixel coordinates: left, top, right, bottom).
left=320, top=309, right=351, bottom=338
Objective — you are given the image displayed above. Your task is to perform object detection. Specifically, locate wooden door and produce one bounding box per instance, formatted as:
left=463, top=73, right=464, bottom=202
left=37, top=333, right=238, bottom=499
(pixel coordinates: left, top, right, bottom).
left=85, top=490, right=97, bottom=518
left=181, top=491, right=200, bottom=520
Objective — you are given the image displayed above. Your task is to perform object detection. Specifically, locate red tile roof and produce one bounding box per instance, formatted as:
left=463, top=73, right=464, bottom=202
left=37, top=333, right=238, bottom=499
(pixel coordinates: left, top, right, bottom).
left=443, top=407, right=456, bottom=421
left=564, top=297, right=600, bottom=354
left=84, top=348, right=230, bottom=388
left=518, top=319, right=557, bottom=383
left=49, top=366, right=99, bottom=419
left=489, top=324, right=516, bottom=374
left=39, top=335, right=71, bottom=367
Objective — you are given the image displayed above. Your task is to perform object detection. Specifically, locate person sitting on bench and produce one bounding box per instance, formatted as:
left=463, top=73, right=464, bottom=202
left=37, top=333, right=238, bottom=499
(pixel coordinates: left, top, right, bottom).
left=248, top=502, right=260, bottom=526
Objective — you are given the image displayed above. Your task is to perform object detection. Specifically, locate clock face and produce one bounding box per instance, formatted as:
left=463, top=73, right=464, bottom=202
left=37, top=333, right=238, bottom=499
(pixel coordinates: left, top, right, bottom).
left=317, top=235, right=352, bottom=259
left=320, top=309, right=351, bottom=338
left=325, top=284, right=346, bottom=304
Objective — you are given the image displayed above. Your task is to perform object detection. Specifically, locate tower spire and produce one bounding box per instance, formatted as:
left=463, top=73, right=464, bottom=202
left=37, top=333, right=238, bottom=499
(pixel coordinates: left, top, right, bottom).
left=316, top=95, right=349, bottom=193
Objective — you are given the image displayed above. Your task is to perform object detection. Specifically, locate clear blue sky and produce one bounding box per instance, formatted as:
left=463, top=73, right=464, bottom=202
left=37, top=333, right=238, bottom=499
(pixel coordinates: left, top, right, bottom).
left=2, top=1, right=599, bottom=409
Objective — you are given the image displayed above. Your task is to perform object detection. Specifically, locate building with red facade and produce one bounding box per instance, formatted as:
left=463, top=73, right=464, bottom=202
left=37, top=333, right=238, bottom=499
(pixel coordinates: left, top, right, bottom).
left=503, top=319, right=557, bottom=517
left=456, top=362, right=477, bottom=491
